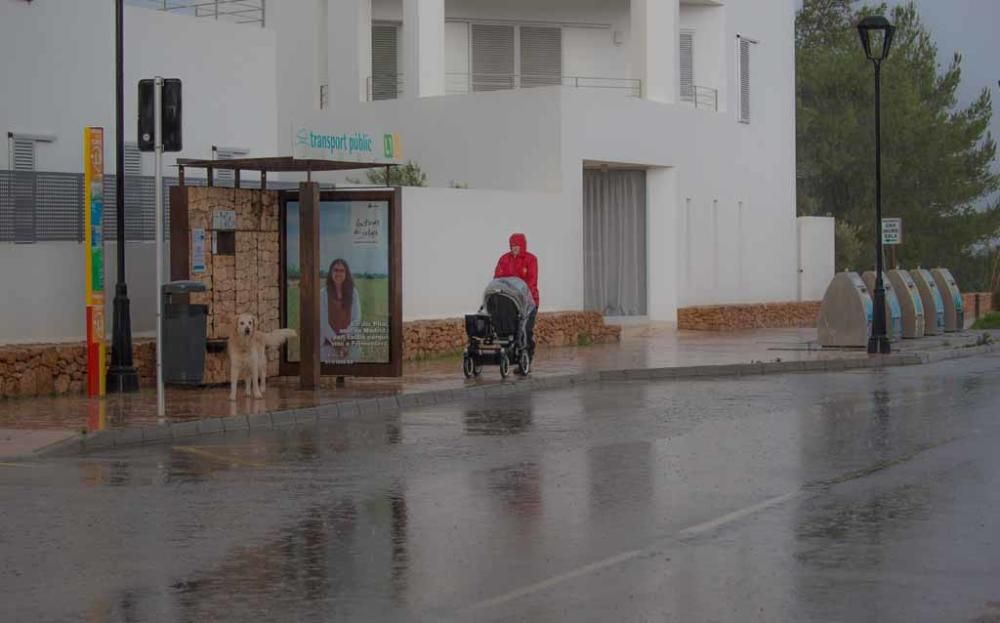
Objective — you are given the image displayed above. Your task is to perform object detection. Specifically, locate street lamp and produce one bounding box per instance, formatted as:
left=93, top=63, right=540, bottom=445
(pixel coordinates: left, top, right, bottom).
left=857, top=15, right=895, bottom=355
left=107, top=0, right=140, bottom=392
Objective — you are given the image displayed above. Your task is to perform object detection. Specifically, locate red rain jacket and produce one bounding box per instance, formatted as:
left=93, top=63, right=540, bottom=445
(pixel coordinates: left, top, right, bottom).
left=494, top=233, right=539, bottom=307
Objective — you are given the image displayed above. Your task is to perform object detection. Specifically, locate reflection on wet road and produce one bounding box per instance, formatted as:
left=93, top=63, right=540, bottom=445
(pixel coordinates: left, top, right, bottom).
left=2, top=354, right=1000, bottom=622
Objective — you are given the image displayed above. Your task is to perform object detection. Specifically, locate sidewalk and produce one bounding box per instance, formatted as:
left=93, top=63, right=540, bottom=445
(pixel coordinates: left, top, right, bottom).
left=0, top=327, right=995, bottom=459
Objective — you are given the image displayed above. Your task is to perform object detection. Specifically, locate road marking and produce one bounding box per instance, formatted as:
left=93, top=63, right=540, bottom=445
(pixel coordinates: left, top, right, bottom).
left=677, top=490, right=801, bottom=539
left=463, top=489, right=800, bottom=613
left=0, top=462, right=34, bottom=468
left=173, top=446, right=268, bottom=468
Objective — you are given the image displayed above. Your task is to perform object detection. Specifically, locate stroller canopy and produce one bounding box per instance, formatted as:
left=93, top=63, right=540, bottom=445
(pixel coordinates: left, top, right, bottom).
left=481, top=277, right=536, bottom=317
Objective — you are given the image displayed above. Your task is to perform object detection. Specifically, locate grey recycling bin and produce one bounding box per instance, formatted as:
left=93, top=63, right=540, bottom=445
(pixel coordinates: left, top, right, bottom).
left=162, top=280, right=208, bottom=385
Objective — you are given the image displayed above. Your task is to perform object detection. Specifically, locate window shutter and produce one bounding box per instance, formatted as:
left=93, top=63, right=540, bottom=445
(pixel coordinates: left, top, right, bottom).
left=680, top=31, right=695, bottom=102
left=520, top=26, right=562, bottom=88
left=739, top=38, right=752, bottom=123
left=12, top=138, right=35, bottom=171
left=472, top=24, right=515, bottom=92
left=371, top=24, right=399, bottom=100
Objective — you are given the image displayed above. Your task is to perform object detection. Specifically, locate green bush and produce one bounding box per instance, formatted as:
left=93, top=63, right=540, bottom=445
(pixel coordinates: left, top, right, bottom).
left=971, top=312, right=1000, bottom=330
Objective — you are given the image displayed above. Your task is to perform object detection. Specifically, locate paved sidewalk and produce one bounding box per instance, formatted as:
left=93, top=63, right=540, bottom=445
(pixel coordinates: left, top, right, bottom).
left=0, top=327, right=994, bottom=458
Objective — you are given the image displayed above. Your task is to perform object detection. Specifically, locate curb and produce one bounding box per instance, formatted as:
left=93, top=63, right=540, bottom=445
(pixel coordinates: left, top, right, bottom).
left=34, top=341, right=998, bottom=458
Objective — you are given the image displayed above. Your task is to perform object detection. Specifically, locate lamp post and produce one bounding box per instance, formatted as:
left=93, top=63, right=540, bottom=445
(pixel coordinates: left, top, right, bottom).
left=107, top=0, right=140, bottom=392
left=858, top=15, right=895, bottom=355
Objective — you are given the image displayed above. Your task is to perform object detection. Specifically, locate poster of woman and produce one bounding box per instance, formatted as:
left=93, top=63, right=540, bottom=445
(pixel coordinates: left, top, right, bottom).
left=285, top=199, right=391, bottom=365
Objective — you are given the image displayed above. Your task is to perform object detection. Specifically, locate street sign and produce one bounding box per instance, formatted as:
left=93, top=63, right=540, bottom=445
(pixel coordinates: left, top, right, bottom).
left=882, top=218, right=902, bottom=245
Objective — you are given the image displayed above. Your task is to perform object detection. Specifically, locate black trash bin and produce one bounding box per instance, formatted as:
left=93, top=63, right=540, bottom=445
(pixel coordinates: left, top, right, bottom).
left=162, top=280, right=208, bottom=385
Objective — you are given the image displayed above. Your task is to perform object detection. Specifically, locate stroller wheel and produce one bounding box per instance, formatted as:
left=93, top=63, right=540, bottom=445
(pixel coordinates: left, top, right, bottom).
left=462, top=354, right=474, bottom=378
left=499, top=352, right=510, bottom=378
left=473, top=359, right=483, bottom=377
left=517, top=350, right=531, bottom=376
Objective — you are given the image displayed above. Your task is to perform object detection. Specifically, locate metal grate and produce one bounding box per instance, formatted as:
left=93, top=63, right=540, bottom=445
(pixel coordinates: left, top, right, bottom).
left=12, top=138, right=36, bottom=171
left=0, top=171, right=311, bottom=244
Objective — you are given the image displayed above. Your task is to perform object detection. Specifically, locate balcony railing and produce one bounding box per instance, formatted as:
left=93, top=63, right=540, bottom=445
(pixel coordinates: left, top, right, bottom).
left=445, top=74, right=642, bottom=98
left=127, top=0, right=266, bottom=27
left=680, top=85, right=719, bottom=111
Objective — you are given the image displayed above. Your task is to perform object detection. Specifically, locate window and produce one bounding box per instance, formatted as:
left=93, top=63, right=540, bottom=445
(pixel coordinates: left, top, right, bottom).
left=212, top=146, right=249, bottom=186
left=520, top=26, right=562, bottom=88
left=371, top=24, right=400, bottom=101
left=469, top=23, right=563, bottom=92
left=680, top=31, right=695, bottom=103
left=472, top=24, right=515, bottom=92
left=737, top=36, right=756, bottom=123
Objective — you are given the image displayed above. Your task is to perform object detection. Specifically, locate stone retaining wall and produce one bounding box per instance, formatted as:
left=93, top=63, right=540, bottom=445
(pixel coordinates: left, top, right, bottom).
left=678, top=302, right=822, bottom=331
left=0, top=312, right=619, bottom=398
left=404, top=311, right=621, bottom=361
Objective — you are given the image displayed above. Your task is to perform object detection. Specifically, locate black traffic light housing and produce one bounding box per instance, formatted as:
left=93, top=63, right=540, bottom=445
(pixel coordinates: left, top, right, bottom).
left=138, top=78, right=182, bottom=152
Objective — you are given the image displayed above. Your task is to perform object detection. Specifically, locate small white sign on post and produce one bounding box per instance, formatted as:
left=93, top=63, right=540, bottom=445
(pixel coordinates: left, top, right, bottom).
left=882, top=218, right=902, bottom=245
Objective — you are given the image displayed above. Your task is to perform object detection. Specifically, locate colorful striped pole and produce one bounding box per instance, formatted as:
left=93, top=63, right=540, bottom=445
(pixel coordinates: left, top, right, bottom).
left=84, top=127, right=106, bottom=397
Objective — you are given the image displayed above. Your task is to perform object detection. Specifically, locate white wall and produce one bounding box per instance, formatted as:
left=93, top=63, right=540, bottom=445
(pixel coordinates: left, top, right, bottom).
left=0, top=2, right=278, bottom=173
left=680, top=4, right=727, bottom=111
left=401, top=187, right=576, bottom=319
left=291, top=87, right=565, bottom=191
left=0, top=242, right=163, bottom=344
left=797, top=216, right=836, bottom=301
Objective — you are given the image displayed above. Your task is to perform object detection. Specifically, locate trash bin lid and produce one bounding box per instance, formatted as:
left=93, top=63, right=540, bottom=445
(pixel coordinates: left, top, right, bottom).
left=163, top=280, right=207, bottom=294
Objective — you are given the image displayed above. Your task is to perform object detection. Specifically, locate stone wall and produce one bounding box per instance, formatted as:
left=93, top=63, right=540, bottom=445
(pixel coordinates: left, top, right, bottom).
left=182, top=187, right=282, bottom=383
left=0, top=341, right=154, bottom=399
left=678, top=302, right=822, bottom=331
left=403, top=311, right=621, bottom=361
left=0, top=312, right=619, bottom=397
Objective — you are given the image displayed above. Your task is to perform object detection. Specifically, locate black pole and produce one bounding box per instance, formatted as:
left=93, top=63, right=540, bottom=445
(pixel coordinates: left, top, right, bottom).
left=869, top=60, right=891, bottom=355
left=107, top=0, right=140, bottom=392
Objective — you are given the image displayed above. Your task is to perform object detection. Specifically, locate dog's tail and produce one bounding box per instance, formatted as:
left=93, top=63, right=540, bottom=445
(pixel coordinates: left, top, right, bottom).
left=262, top=328, right=297, bottom=348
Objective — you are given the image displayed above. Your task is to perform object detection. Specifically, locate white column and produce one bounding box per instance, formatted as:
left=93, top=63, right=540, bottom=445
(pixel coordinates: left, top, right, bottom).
left=630, top=0, right=679, bottom=103
left=646, top=167, right=680, bottom=322
left=403, top=0, right=446, bottom=98
left=328, top=0, right=372, bottom=106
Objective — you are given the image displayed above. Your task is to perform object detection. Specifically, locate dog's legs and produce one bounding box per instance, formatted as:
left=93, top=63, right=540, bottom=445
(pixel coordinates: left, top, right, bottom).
left=251, top=353, right=263, bottom=400
left=229, top=357, right=239, bottom=401
left=258, top=352, right=267, bottom=395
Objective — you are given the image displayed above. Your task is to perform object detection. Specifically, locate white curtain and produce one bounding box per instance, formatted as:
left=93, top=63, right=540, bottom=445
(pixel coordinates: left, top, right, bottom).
left=583, top=169, right=647, bottom=316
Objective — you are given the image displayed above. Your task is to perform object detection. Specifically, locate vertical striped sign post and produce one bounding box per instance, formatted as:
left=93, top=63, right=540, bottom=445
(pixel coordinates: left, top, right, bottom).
left=84, top=127, right=106, bottom=397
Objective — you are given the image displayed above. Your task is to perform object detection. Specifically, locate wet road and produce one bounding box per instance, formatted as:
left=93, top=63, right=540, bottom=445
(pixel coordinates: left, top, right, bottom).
left=2, top=354, right=1000, bottom=622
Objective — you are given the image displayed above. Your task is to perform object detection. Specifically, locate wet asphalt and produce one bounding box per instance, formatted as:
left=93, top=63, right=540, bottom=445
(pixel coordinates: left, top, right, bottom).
left=2, top=354, right=1000, bottom=622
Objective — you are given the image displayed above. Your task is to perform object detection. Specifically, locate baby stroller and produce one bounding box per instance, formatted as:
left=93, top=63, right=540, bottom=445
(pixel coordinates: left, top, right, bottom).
left=463, top=277, right=536, bottom=379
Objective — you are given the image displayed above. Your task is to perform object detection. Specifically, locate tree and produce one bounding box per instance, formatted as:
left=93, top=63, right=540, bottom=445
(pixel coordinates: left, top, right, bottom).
left=796, top=1, right=1000, bottom=289
left=347, top=160, right=428, bottom=187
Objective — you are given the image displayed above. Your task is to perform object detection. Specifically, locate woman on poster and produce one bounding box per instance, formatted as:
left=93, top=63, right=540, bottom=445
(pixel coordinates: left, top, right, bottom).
left=320, top=258, right=362, bottom=363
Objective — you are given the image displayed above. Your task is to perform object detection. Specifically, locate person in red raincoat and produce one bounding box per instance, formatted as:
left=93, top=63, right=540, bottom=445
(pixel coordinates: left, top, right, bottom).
left=494, top=233, right=539, bottom=358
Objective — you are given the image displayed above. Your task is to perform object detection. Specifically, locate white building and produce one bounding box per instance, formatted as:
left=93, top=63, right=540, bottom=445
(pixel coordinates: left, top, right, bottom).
left=0, top=0, right=832, bottom=344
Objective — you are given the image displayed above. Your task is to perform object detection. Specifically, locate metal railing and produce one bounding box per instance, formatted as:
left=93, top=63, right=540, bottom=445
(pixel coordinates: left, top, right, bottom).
left=366, top=74, right=405, bottom=102
left=680, top=85, right=719, bottom=111
left=0, top=171, right=306, bottom=244
left=127, top=0, right=266, bottom=27
left=445, top=74, right=642, bottom=98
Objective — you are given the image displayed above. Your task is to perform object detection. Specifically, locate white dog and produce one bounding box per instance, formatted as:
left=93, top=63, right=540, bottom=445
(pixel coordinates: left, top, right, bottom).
left=228, top=313, right=297, bottom=401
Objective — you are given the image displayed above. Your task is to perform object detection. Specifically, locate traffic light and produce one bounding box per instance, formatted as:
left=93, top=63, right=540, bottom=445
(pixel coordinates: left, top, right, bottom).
left=138, top=78, right=182, bottom=152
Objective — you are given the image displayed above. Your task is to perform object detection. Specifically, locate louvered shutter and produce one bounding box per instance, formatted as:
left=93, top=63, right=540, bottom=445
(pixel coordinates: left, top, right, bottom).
left=472, top=24, right=515, bottom=92
left=12, top=138, right=35, bottom=171
left=372, top=24, right=399, bottom=100
left=680, top=31, right=694, bottom=102
left=520, top=26, right=562, bottom=88
left=124, top=144, right=143, bottom=176
left=739, top=38, right=751, bottom=123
